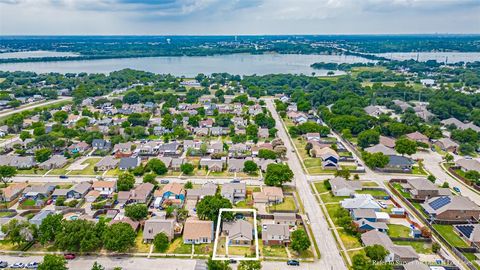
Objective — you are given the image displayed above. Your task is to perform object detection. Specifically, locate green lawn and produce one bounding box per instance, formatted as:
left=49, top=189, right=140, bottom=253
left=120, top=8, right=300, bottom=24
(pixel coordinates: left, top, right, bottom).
left=320, top=193, right=347, bottom=203
left=68, top=158, right=101, bottom=175
left=167, top=238, right=192, bottom=254
left=314, top=181, right=330, bottom=193
left=387, top=224, right=411, bottom=238
left=267, top=196, right=297, bottom=212
left=194, top=243, right=213, bottom=255
left=433, top=225, right=469, bottom=248
left=325, top=204, right=342, bottom=226
left=392, top=183, right=411, bottom=199
left=229, top=245, right=254, bottom=257
left=361, top=181, right=379, bottom=187
left=288, top=246, right=314, bottom=259
left=134, top=230, right=151, bottom=253
left=356, top=189, right=388, bottom=197
left=412, top=165, right=428, bottom=175
left=105, top=168, right=121, bottom=176
left=337, top=228, right=362, bottom=250
left=304, top=158, right=322, bottom=168
left=17, top=168, right=48, bottom=175
left=393, top=240, right=433, bottom=254
left=21, top=199, right=36, bottom=206
left=0, top=212, right=14, bottom=217
left=261, top=244, right=288, bottom=258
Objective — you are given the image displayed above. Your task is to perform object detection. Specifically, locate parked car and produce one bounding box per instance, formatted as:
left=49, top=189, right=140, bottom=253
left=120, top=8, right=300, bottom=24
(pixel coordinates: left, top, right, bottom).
left=229, top=259, right=237, bottom=264
left=64, top=253, right=76, bottom=260
left=26, top=262, right=39, bottom=269
left=160, top=180, right=169, bottom=184
left=59, top=175, right=68, bottom=179
left=453, top=187, right=461, bottom=193
left=378, top=201, right=387, bottom=209
left=46, top=199, right=53, bottom=205
left=0, top=261, right=8, bottom=268
left=287, top=260, right=300, bottom=266
left=231, top=179, right=240, bottom=183
left=10, top=262, right=25, bottom=268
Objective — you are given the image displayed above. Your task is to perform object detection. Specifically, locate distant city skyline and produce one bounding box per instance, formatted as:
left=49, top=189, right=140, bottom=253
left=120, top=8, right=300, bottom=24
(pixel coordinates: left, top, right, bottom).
left=0, top=0, right=479, bottom=35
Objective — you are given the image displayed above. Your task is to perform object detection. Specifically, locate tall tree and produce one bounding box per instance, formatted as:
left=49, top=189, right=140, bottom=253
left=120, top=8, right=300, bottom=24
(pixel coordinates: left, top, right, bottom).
left=0, top=165, right=17, bottom=187
left=290, top=230, right=311, bottom=253
left=103, top=222, right=136, bottom=252
left=38, top=255, right=67, bottom=270
left=264, top=163, right=293, bottom=187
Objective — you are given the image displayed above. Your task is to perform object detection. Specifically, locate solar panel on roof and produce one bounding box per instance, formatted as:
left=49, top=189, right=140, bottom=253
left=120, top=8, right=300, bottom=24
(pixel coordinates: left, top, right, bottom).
left=428, top=196, right=451, bottom=210
left=456, top=225, right=474, bottom=238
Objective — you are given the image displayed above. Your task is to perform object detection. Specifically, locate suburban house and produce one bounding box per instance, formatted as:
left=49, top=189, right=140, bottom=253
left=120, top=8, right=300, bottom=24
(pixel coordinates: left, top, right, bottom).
left=273, top=213, right=297, bottom=226
left=126, top=183, right=155, bottom=204
left=96, top=156, right=119, bottom=171
left=0, top=155, right=35, bottom=169
left=262, top=223, right=290, bottom=246
left=143, top=218, right=175, bottom=242
left=361, top=230, right=419, bottom=263
left=109, top=217, right=140, bottom=231
left=352, top=209, right=390, bottom=223
left=441, top=117, right=480, bottom=132
left=223, top=219, right=254, bottom=246
left=456, top=158, right=480, bottom=173
left=92, top=139, right=111, bottom=150
left=22, top=184, right=55, bottom=200
left=221, top=182, right=246, bottom=204
left=119, top=157, right=141, bottom=170
left=186, top=183, right=217, bottom=201
left=421, top=196, right=480, bottom=221
left=253, top=186, right=284, bottom=204
left=155, top=183, right=186, bottom=205
left=364, top=144, right=397, bottom=156
left=385, top=155, right=414, bottom=172
left=454, top=224, right=480, bottom=247
left=199, top=158, right=225, bottom=172
left=341, top=194, right=381, bottom=211
left=304, top=132, right=321, bottom=142
left=183, top=218, right=214, bottom=244
left=354, top=218, right=388, bottom=233
left=227, top=158, right=247, bottom=173
left=0, top=183, right=28, bottom=202
left=406, top=131, right=429, bottom=145
left=379, top=136, right=396, bottom=148
left=68, top=182, right=92, bottom=199
left=400, top=178, right=451, bottom=201
left=329, top=177, right=362, bottom=197
left=30, top=210, right=55, bottom=227
left=403, top=261, right=430, bottom=270
left=312, top=147, right=339, bottom=169
left=92, top=181, right=116, bottom=196
left=38, top=155, right=68, bottom=170
left=434, top=138, right=459, bottom=153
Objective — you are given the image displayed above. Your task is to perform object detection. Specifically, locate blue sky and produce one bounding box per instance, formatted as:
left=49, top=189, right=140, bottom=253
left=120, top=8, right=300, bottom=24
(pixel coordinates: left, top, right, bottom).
left=0, top=0, right=479, bottom=35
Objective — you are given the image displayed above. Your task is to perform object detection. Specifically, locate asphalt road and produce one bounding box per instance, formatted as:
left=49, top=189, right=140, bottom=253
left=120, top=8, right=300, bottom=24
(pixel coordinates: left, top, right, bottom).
left=0, top=97, right=72, bottom=119
left=265, top=98, right=347, bottom=270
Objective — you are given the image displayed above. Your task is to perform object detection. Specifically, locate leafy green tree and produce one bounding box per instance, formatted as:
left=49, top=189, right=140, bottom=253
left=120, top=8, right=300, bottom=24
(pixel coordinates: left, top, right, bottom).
left=92, top=262, right=105, bottom=270
left=180, top=163, right=194, bottom=175
left=395, top=138, right=417, bottom=156
left=38, top=255, right=67, bottom=270
left=258, top=149, right=277, bottom=160
left=352, top=254, right=373, bottom=270
left=0, top=165, right=17, bottom=187
left=20, top=131, right=31, bottom=141
left=1, top=219, right=36, bottom=245
left=243, top=161, right=258, bottom=174
left=427, top=175, right=436, bottom=183
left=55, top=219, right=101, bottom=252
left=146, top=158, right=168, bottom=175
left=103, top=222, right=136, bottom=252
left=117, top=172, right=135, bottom=191
left=153, top=232, right=169, bottom=252
left=39, top=214, right=63, bottom=244
left=362, top=152, right=389, bottom=169
left=334, top=169, right=351, bottom=180
left=123, top=91, right=140, bottom=104
left=365, top=244, right=389, bottom=261
left=35, top=148, right=52, bottom=162
left=444, top=153, right=454, bottom=163
left=465, top=170, right=480, bottom=182
left=53, top=111, right=68, bottom=123
left=124, top=204, right=148, bottom=221
left=143, top=173, right=157, bottom=185
left=291, top=230, right=311, bottom=253
left=357, top=129, right=380, bottom=148
left=246, top=124, right=259, bottom=138
left=264, top=163, right=293, bottom=187
left=207, top=258, right=231, bottom=270
left=196, top=195, right=233, bottom=221
left=184, top=181, right=193, bottom=189
left=238, top=260, right=262, bottom=270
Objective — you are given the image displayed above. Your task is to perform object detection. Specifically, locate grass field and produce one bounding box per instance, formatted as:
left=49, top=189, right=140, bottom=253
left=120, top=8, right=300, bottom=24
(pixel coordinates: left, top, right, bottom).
left=167, top=238, right=192, bottom=254
left=433, top=225, right=469, bottom=248
left=320, top=193, right=347, bottom=203
left=68, top=157, right=101, bottom=175
left=393, top=240, right=433, bottom=254
left=387, top=224, right=411, bottom=238
left=314, top=181, right=330, bottom=193
left=337, top=229, right=361, bottom=250
left=134, top=230, right=151, bottom=253
left=261, top=244, right=288, bottom=257
left=325, top=204, right=342, bottom=225
left=356, top=189, right=388, bottom=197
left=267, top=196, right=296, bottom=212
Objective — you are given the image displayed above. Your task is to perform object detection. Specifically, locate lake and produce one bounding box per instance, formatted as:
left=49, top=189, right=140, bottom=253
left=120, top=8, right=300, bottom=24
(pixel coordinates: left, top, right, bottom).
left=0, top=53, right=373, bottom=76
left=376, top=52, right=480, bottom=63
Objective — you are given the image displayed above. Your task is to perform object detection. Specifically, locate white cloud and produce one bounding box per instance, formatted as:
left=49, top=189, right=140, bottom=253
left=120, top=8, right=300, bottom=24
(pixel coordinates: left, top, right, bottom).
left=0, top=0, right=479, bottom=34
